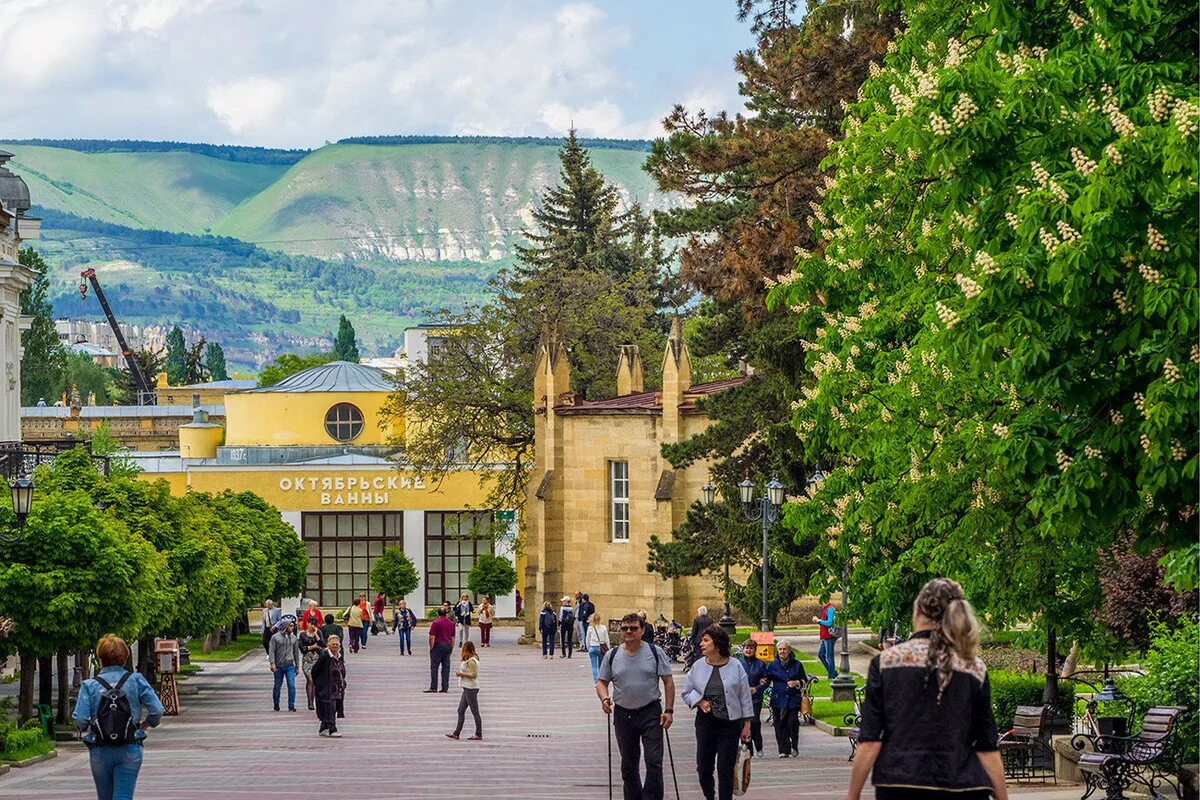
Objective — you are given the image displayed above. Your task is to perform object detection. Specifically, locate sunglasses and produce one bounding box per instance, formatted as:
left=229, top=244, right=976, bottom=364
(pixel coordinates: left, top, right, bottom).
left=620, top=625, right=641, bottom=632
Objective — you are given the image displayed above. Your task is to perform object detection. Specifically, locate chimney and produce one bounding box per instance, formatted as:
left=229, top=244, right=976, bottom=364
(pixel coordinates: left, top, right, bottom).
left=660, top=317, right=692, bottom=444
left=616, top=345, right=644, bottom=396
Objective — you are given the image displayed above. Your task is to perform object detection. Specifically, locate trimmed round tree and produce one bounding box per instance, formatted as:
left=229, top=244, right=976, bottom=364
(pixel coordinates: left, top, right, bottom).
left=467, top=554, right=517, bottom=603
left=370, top=546, right=420, bottom=602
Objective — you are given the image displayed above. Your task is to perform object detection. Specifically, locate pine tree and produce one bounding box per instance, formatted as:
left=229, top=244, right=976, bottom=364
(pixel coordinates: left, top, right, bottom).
left=17, top=248, right=67, bottom=405
left=332, top=316, right=360, bottom=362
left=164, top=326, right=186, bottom=385
left=204, top=342, right=229, bottom=381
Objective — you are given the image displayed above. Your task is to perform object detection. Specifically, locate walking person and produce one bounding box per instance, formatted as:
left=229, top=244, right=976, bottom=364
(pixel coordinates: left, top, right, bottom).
left=299, top=599, right=323, bottom=632
left=454, top=592, right=474, bottom=645
left=319, top=612, right=343, bottom=647
left=478, top=596, right=494, bottom=647
left=687, top=606, right=713, bottom=669
left=373, top=591, right=387, bottom=634
left=72, top=635, right=164, bottom=800
left=638, top=610, right=654, bottom=643
left=557, top=595, right=575, bottom=658
left=269, top=618, right=302, bottom=712
left=682, top=626, right=752, bottom=800
left=596, top=612, right=675, bottom=800
left=741, top=640, right=768, bottom=757
left=813, top=599, right=839, bottom=679
left=356, top=595, right=371, bottom=649
left=577, top=593, right=595, bottom=651
left=343, top=599, right=362, bottom=653
left=424, top=607, right=456, bottom=693
left=445, top=641, right=483, bottom=741
left=260, top=599, right=281, bottom=652
left=299, top=619, right=325, bottom=711
left=394, top=599, right=417, bottom=655
left=312, top=634, right=347, bottom=738
left=844, top=578, right=1007, bottom=800
left=765, top=639, right=807, bottom=757
left=538, top=601, right=558, bottom=660
left=585, top=611, right=610, bottom=682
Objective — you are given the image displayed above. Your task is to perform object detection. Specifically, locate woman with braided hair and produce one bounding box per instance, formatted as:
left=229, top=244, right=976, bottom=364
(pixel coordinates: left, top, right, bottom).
left=843, top=578, right=1008, bottom=800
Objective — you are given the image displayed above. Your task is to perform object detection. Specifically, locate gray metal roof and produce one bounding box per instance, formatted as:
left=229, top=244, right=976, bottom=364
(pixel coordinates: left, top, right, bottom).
left=240, top=361, right=396, bottom=394
left=176, top=379, right=257, bottom=390
left=21, top=405, right=225, bottom=418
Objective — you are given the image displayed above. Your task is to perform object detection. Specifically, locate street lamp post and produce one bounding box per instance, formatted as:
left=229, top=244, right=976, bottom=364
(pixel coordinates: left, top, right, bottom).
left=739, top=477, right=784, bottom=632
left=1, top=477, right=34, bottom=543
left=829, top=562, right=857, bottom=701
left=701, top=483, right=739, bottom=638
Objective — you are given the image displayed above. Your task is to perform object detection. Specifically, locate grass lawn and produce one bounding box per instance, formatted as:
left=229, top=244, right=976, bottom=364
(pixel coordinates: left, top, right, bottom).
left=1, top=737, right=54, bottom=763
left=188, top=636, right=261, bottom=662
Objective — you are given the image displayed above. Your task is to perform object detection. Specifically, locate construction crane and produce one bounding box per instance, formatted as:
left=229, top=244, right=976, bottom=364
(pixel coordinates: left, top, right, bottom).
left=79, top=268, right=157, bottom=405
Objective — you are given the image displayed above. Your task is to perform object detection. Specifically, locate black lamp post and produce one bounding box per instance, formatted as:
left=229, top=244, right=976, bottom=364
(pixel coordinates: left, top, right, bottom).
left=1, top=477, right=34, bottom=543
left=701, top=483, right=739, bottom=638
left=739, top=476, right=784, bottom=632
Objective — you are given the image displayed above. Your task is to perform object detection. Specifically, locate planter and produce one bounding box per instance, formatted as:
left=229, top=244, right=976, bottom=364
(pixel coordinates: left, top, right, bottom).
left=3, top=750, right=56, bottom=768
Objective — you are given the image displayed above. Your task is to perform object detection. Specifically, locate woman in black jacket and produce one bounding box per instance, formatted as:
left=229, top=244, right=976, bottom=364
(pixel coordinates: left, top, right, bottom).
left=311, top=634, right=347, bottom=738
left=844, top=578, right=1007, bottom=800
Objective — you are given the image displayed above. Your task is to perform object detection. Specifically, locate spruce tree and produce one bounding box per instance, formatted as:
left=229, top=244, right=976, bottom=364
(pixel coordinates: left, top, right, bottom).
left=164, top=326, right=186, bottom=385
left=332, top=316, right=360, bottom=362
left=17, top=248, right=67, bottom=405
left=204, top=342, right=229, bottom=381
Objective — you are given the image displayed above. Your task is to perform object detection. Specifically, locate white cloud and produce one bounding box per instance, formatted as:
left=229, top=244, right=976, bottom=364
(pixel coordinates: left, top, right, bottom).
left=0, top=0, right=747, bottom=147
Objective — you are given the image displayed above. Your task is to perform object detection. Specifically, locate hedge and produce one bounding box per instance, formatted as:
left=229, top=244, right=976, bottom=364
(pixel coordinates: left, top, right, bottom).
left=989, top=670, right=1076, bottom=731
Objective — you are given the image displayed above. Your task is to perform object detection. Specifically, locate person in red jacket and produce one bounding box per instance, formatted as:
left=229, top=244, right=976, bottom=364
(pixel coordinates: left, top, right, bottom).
left=373, top=592, right=387, bottom=634
left=813, top=601, right=839, bottom=679
left=424, top=608, right=456, bottom=693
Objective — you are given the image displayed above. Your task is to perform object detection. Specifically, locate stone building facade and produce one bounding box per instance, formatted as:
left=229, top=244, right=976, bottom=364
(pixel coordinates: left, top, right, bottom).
left=0, top=151, right=40, bottom=442
left=524, top=321, right=744, bottom=634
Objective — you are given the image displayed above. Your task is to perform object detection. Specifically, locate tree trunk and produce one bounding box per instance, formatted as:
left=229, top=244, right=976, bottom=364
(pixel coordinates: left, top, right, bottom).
left=1042, top=625, right=1059, bottom=709
left=18, top=652, right=35, bottom=722
left=37, top=655, right=52, bottom=708
left=77, top=650, right=91, bottom=681
left=137, top=638, right=156, bottom=684
left=56, top=652, right=69, bottom=725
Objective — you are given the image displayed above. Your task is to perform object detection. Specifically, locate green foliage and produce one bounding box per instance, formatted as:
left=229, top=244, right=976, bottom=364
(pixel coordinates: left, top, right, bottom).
left=164, top=326, right=186, bottom=385
left=7, top=138, right=308, bottom=165
left=0, top=720, right=50, bottom=761
left=370, top=547, right=420, bottom=600
left=56, top=352, right=117, bottom=406
left=1120, top=620, right=1199, bottom=766
left=17, top=248, right=66, bottom=406
left=205, top=342, right=229, bottom=381
left=769, top=0, right=1198, bottom=645
left=989, top=669, right=1076, bottom=730
left=332, top=315, right=360, bottom=362
left=88, top=422, right=138, bottom=477
left=257, top=352, right=335, bottom=387
left=467, top=554, right=517, bottom=601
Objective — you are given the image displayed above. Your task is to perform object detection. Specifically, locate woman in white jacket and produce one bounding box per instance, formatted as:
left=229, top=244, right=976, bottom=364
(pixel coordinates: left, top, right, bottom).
left=584, top=612, right=610, bottom=682
left=681, top=625, right=753, bottom=800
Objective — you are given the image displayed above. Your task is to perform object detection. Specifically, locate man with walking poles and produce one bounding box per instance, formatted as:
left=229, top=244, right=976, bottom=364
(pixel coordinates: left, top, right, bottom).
left=597, top=611, right=676, bottom=800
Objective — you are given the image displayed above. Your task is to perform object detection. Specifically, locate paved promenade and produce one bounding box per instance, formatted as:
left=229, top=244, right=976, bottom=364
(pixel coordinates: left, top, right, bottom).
left=0, top=628, right=1083, bottom=799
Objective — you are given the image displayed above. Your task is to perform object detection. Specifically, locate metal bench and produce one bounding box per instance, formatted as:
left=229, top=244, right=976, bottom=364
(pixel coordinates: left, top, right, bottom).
left=1072, top=705, right=1188, bottom=800
left=998, top=705, right=1056, bottom=784
left=845, top=685, right=865, bottom=762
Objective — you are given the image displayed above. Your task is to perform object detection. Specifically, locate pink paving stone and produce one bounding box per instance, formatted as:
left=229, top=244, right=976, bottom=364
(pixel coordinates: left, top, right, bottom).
left=0, top=627, right=1084, bottom=799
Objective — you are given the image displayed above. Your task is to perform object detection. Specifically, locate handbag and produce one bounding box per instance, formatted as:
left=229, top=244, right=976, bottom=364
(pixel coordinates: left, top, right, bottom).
left=733, top=742, right=752, bottom=796
left=800, top=693, right=813, bottom=717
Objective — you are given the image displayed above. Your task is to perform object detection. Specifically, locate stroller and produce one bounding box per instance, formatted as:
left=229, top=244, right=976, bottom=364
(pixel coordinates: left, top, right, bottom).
left=655, top=621, right=684, bottom=662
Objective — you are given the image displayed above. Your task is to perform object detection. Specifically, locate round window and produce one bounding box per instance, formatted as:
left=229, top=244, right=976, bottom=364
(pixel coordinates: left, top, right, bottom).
left=324, top=403, right=364, bottom=442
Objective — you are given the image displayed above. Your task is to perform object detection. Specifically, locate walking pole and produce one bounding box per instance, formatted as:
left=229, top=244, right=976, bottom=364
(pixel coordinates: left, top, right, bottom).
left=664, top=726, right=681, bottom=800
left=607, top=707, right=614, bottom=800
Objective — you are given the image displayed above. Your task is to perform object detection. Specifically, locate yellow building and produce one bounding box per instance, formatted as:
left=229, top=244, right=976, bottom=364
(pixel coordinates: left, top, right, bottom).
left=524, top=321, right=744, bottom=636
left=135, top=355, right=517, bottom=616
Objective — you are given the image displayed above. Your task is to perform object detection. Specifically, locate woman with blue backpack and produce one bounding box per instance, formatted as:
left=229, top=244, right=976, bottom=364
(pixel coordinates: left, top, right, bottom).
left=72, top=634, right=164, bottom=800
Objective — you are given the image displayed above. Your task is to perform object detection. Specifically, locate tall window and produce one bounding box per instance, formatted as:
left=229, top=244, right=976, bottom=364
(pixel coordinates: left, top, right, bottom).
left=301, top=512, right=403, bottom=610
left=610, top=460, right=629, bottom=542
left=325, top=403, right=364, bottom=442
left=425, top=512, right=494, bottom=607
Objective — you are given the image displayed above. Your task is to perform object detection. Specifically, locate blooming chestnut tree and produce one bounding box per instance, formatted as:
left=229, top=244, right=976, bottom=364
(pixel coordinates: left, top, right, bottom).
left=770, top=0, right=1197, bottom=646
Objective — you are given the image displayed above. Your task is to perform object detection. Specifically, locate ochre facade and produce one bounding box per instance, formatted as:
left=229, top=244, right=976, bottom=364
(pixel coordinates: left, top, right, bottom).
left=524, top=323, right=744, bottom=635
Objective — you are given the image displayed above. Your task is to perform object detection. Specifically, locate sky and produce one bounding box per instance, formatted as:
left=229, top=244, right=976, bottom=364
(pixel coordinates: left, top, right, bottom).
left=1, top=0, right=757, bottom=149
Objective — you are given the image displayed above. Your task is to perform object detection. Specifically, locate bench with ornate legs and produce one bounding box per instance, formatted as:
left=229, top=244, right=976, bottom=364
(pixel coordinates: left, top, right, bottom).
left=1071, top=706, right=1188, bottom=800
left=998, top=705, right=1056, bottom=784
left=845, top=685, right=866, bottom=762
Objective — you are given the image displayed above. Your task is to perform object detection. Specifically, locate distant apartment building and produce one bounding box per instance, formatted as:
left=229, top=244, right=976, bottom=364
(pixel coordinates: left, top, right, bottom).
left=55, top=319, right=169, bottom=363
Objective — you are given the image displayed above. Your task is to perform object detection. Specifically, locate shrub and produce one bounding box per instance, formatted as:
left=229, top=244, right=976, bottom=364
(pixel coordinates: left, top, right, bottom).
left=370, top=547, right=420, bottom=601
left=467, top=554, right=517, bottom=602
left=989, top=669, right=1076, bottom=731
left=1120, top=620, right=1198, bottom=767
left=0, top=720, right=48, bottom=759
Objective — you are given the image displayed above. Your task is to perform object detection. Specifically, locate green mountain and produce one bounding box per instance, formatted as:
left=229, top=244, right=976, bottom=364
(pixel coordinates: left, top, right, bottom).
left=3, top=138, right=673, bottom=371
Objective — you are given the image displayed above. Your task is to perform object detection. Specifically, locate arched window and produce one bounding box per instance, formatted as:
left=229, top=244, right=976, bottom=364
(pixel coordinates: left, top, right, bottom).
left=325, top=403, right=364, bottom=442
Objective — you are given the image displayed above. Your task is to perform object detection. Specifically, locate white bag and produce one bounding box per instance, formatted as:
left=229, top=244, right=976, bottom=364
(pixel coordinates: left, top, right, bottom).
left=733, top=742, right=752, bottom=796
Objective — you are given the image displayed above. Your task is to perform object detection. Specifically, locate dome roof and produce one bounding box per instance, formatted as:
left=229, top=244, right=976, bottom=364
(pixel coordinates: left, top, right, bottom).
left=242, top=361, right=396, bottom=393
left=0, top=151, right=31, bottom=215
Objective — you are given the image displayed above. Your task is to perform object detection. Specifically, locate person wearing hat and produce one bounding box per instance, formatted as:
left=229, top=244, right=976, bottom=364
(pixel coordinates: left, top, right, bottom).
left=557, top=596, right=576, bottom=658
left=576, top=592, right=595, bottom=652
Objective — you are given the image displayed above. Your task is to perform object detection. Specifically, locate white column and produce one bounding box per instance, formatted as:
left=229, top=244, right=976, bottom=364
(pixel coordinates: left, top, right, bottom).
left=493, top=511, right=518, bottom=618
left=403, top=509, right=426, bottom=615
left=279, top=510, right=303, bottom=616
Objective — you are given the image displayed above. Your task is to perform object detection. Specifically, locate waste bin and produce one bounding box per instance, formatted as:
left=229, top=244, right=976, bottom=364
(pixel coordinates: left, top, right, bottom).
left=34, top=703, right=54, bottom=739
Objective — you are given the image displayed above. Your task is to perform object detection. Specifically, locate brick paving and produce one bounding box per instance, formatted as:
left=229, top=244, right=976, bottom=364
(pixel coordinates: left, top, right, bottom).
left=0, top=627, right=1084, bottom=799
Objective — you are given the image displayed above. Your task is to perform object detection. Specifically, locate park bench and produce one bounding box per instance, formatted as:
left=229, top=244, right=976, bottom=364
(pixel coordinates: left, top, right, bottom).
left=844, top=685, right=865, bottom=762
left=998, top=705, right=1056, bottom=784
left=1071, top=705, right=1188, bottom=800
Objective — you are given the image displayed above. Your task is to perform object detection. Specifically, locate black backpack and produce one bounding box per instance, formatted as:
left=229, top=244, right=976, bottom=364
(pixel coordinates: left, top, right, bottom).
left=92, top=673, right=137, bottom=746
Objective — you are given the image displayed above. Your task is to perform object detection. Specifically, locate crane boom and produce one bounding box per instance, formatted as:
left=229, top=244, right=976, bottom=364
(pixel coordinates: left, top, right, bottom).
left=79, top=268, right=156, bottom=405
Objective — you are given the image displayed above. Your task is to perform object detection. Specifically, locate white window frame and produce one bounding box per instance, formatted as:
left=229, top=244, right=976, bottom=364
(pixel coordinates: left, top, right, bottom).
left=610, top=460, right=629, bottom=542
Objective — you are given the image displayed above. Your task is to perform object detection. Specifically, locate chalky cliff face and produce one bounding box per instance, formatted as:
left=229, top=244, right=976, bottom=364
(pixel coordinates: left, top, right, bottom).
left=137, top=352, right=519, bottom=619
